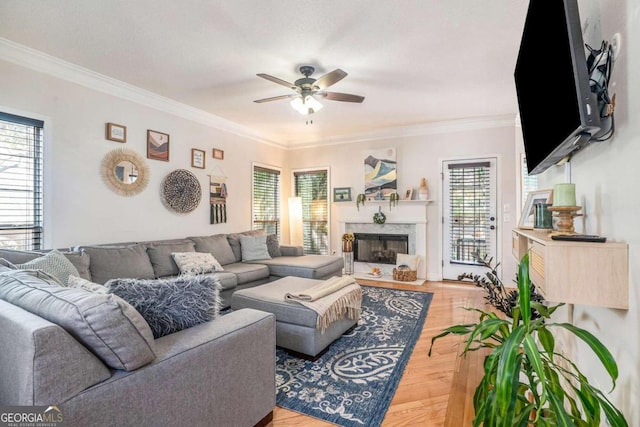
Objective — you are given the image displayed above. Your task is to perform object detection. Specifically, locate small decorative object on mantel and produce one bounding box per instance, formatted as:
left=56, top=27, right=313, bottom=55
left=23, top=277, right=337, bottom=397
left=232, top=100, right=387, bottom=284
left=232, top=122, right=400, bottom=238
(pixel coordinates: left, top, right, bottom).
left=105, top=122, right=126, bottom=143
left=389, top=192, right=400, bottom=209
left=341, top=233, right=354, bottom=275
left=418, top=177, right=429, bottom=201
left=356, top=193, right=366, bottom=210
left=161, top=169, right=201, bottom=213
left=373, top=206, right=386, bottom=224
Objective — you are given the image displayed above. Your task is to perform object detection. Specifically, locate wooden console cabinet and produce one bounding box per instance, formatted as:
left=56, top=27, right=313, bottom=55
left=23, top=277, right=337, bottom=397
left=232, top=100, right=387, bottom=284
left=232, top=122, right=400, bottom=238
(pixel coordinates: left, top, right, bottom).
left=512, top=229, right=628, bottom=309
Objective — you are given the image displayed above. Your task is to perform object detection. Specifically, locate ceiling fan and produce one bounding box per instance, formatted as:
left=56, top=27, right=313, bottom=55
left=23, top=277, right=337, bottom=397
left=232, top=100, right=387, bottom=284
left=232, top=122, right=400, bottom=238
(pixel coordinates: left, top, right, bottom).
left=254, top=66, right=365, bottom=115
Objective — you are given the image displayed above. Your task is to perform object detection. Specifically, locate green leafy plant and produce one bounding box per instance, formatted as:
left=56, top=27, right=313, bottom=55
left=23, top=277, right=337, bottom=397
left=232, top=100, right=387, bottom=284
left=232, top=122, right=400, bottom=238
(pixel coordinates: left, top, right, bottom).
left=458, top=251, right=545, bottom=319
left=429, top=253, right=627, bottom=426
left=356, top=193, right=366, bottom=211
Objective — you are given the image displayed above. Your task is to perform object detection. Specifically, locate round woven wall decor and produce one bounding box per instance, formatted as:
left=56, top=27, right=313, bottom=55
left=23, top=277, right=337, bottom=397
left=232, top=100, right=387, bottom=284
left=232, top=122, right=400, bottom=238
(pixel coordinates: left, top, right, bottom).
left=161, top=169, right=201, bottom=213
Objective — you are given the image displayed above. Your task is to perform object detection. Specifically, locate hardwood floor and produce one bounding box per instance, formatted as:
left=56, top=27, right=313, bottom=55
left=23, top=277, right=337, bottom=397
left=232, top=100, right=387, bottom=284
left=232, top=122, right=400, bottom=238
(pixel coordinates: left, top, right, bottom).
left=268, top=280, right=487, bottom=427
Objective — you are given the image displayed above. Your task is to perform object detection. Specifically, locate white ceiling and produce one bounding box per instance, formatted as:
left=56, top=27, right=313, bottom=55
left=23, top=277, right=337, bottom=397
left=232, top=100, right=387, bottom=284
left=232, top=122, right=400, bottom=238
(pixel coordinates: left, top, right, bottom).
left=0, top=0, right=528, bottom=147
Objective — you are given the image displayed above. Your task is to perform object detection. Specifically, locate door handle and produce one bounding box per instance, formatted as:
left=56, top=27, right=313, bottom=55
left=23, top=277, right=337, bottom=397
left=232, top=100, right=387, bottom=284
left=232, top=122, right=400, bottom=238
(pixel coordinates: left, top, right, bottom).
left=490, top=225, right=496, bottom=230
left=490, top=216, right=496, bottom=221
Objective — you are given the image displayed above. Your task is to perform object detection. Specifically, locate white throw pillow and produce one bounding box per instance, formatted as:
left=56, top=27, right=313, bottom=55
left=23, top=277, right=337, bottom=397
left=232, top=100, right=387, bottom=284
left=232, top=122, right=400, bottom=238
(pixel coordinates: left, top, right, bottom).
left=68, top=275, right=109, bottom=294
left=172, top=252, right=223, bottom=275
left=396, top=254, right=419, bottom=271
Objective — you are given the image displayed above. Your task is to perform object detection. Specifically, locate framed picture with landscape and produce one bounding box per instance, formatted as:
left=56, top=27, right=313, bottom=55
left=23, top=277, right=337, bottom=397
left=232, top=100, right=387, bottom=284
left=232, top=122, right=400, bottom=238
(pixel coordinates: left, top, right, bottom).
left=333, top=187, right=352, bottom=202
left=147, top=130, right=170, bottom=161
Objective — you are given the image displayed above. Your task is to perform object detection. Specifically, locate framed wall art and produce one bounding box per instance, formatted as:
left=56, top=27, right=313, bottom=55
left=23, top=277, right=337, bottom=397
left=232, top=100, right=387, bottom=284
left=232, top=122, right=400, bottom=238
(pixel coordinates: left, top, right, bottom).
left=333, top=187, right=352, bottom=202
left=147, top=130, right=170, bottom=161
left=105, top=122, right=126, bottom=143
left=518, top=189, right=554, bottom=229
left=191, top=148, right=205, bottom=169
left=213, top=148, right=224, bottom=160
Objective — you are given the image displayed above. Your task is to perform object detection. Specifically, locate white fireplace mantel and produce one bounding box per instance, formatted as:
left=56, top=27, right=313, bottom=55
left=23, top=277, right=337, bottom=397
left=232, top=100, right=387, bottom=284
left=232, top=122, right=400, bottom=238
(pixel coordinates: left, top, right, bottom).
left=337, top=201, right=430, bottom=280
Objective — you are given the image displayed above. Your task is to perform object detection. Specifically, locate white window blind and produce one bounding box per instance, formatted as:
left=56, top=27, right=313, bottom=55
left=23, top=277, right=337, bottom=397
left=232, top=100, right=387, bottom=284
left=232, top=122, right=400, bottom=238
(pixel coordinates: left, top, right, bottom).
left=448, top=162, right=490, bottom=264
left=0, top=112, right=44, bottom=250
left=521, top=155, right=539, bottom=210
left=252, top=165, right=281, bottom=239
left=294, top=169, right=328, bottom=255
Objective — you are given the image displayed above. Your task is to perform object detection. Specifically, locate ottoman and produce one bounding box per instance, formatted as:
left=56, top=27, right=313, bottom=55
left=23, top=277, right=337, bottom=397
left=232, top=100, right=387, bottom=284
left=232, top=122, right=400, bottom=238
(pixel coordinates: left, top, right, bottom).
left=230, top=276, right=359, bottom=357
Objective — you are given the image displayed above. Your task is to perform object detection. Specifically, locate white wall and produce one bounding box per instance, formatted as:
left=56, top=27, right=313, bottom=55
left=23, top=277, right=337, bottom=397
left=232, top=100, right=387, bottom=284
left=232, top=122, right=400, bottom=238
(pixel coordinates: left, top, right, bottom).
left=0, top=60, right=288, bottom=247
left=287, top=125, right=519, bottom=282
left=533, top=0, right=639, bottom=422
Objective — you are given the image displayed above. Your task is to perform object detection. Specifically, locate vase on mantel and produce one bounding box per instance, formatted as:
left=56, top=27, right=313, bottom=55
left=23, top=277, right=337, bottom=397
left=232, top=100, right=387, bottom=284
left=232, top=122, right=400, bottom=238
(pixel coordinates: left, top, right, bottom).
left=418, top=177, right=429, bottom=201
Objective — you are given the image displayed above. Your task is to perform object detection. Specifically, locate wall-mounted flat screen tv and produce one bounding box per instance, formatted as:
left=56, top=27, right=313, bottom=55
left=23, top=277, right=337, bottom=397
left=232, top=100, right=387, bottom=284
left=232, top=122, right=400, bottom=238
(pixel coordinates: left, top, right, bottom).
left=515, top=0, right=601, bottom=175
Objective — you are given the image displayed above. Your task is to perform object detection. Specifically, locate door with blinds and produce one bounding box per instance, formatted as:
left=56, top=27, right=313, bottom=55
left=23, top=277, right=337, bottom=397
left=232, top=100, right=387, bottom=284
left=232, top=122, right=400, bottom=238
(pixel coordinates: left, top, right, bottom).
left=442, top=158, right=498, bottom=279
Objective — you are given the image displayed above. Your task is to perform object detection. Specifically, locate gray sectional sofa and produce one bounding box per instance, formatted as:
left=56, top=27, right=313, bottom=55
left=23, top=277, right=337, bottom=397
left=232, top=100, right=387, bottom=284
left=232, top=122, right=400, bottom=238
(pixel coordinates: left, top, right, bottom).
left=0, top=230, right=344, bottom=426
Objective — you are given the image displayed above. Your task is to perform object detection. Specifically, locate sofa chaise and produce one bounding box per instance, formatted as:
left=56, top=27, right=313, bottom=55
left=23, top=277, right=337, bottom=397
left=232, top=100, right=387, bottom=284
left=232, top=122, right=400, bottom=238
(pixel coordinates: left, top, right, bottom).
left=0, top=230, right=343, bottom=426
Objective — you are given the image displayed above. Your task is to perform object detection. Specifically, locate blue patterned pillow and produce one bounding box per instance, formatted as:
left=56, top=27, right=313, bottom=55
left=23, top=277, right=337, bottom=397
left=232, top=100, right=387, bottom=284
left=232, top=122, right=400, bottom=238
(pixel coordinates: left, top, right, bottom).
left=104, top=275, right=221, bottom=338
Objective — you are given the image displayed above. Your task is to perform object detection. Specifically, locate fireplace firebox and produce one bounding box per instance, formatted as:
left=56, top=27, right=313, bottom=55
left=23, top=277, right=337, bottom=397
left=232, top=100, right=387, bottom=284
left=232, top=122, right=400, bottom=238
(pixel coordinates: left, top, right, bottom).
left=353, top=233, right=409, bottom=264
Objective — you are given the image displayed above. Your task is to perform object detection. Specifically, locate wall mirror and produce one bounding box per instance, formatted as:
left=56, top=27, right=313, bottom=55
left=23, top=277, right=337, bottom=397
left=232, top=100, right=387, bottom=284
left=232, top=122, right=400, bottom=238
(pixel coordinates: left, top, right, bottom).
left=101, top=148, right=149, bottom=196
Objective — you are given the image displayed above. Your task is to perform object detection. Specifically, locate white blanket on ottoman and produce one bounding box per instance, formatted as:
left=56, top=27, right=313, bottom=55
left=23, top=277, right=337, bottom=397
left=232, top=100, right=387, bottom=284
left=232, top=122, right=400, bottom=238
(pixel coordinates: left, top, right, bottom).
left=285, top=276, right=362, bottom=332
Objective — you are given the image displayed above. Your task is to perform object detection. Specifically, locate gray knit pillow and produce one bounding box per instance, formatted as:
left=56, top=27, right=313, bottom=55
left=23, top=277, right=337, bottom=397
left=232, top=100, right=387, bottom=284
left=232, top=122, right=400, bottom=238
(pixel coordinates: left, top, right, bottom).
left=104, top=275, right=221, bottom=338
left=10, top=249, right=80, bottom=286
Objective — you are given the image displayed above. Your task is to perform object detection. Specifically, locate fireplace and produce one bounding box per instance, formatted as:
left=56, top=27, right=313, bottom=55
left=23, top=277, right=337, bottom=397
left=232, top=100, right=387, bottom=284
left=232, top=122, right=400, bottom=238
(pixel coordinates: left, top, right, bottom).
left=354, top=233, right=409, bottom=265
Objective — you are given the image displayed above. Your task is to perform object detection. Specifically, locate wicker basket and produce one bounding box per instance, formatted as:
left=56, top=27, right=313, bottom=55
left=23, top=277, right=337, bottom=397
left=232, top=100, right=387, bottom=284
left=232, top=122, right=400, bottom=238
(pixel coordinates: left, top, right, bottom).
left=393, top=268, right=417, bottom=282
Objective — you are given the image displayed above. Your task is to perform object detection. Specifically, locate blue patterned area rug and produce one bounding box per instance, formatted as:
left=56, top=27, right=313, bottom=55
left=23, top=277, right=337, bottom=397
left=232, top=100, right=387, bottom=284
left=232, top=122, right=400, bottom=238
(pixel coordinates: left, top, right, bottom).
left=276, top=285, right=433, bottom=427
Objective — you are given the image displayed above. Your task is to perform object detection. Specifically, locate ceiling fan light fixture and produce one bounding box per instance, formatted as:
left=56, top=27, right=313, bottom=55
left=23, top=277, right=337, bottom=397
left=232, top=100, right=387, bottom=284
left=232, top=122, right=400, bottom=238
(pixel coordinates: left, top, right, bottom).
left=290, top=95, right=323, bottom=115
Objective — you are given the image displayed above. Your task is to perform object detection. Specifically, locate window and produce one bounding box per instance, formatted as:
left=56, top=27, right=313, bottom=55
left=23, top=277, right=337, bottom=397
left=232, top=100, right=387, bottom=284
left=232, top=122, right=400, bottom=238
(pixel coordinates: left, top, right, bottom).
left=252, top=164, right=281, bottom=239
left=294, top=169, right=329, bottom=255
left=0, top=112, right=44, bottom=250
left=521, top=154, right=538, bottom=210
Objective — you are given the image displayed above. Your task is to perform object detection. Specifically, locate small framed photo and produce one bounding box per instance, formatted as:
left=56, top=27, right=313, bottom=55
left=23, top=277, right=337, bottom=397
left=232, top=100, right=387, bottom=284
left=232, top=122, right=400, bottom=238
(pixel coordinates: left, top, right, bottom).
left=333, top=187, right=352, bottom=202
left=518, top=189, right=554, bottom=229
left=213, top=148, right=224, bottom=160
left=191, top=148, right=205, bottom=169
left=403, top=188, right=414, bottom=200
left=147, top=130, right=170, bottom=161
left=106, top=122, right=126, bottom=143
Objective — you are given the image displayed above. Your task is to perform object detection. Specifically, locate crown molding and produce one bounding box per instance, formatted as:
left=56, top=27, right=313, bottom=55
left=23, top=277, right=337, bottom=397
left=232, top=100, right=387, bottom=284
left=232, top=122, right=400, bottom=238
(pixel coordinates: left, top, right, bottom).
left=287, top=114, right=517, bottom=150
left=1, top=38, right=516, bottom=151
left=0, top=38, right=285, bottom=149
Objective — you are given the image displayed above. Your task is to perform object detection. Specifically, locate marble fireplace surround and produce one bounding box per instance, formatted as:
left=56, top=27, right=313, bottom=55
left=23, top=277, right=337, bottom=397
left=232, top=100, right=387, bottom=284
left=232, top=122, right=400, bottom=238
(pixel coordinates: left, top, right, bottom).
left=340, top=214, right=427, bottom=280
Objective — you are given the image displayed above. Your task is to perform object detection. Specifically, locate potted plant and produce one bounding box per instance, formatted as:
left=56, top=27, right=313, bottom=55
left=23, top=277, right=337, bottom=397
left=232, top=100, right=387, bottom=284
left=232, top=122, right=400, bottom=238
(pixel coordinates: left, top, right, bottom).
left=356, top=193, right=366, bottom=211
left=429, top=253, right=627, bottom=426
left=389, top=192, right=400, bottom=210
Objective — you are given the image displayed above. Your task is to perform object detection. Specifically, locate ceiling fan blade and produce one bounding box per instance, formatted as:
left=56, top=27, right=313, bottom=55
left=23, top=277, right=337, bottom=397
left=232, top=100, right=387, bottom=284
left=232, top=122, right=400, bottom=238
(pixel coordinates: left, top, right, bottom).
left=314, top=69, right=348, bottom=90
left=256, top=73, right=296, bottom=89
left=253, top=94, right=296, bottom=103
left=318, top=91, right=365, bottom=103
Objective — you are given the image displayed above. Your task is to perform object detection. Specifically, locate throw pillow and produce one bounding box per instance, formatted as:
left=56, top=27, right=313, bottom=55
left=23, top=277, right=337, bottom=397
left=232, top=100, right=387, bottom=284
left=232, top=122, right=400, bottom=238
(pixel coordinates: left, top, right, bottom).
left=227, top=229, right=266, bottom=262
left=104, top=275, right=221, bottom=338
left=187, top=234, right=236, bottom=266
left=0, top=270, right=156, bottom=371
left=80, top=244, right=155, bottom=284
left=396, top=253, right=420, bottom=271
left=68, top=275, right=109, bottom=294
left=172, top=252, right=223, bottom=275
left=146, top=241, right=196, bottom=277
left=10, top=249, right=80, bottom=286
left=240, top=235, right=271, bottom=262
left=63, top=251, right=91, bottom=281
left=266, top=234, right=282, bottom=258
